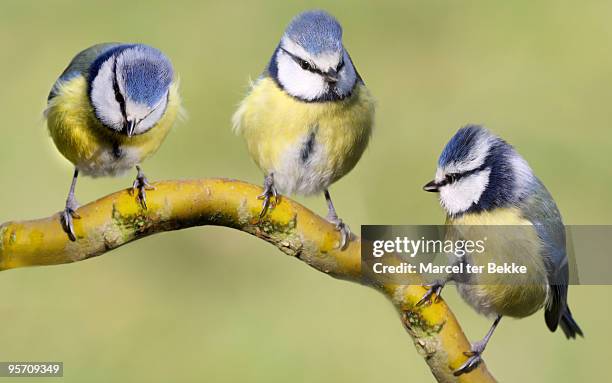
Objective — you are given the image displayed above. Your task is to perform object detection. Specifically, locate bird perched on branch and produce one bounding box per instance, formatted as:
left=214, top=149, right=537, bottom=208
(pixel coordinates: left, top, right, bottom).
left=422, top=125, right=582, bottom=375
left=46, top=43, right=180, bottom=241
left=233, top=10, right=375, bottom=249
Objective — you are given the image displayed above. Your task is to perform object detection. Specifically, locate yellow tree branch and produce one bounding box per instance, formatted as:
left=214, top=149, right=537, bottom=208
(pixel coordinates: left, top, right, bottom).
left=0, top=178, right=495, bottom=383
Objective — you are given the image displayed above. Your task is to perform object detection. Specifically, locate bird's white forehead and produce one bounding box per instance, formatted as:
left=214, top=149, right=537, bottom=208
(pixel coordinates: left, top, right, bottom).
left=434, top=168, right=445, bottom=183
left=281, top=36, right=342, bottom=72
left=125, top=100, right=150, bottom=117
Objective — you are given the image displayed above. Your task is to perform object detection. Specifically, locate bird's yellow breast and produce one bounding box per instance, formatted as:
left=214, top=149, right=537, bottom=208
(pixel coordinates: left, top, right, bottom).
left=233, top=77, right=374, bottom=195
left=447, top=208, right=549, bottom=318
left=45, top=75, right=180, bottom=177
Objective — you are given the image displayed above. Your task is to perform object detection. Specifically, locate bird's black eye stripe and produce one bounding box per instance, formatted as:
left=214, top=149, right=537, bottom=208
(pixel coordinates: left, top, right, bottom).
left=444, top=164, right=490, bottom=185
left=112, top=58, right=127, bottom=120
left=336, top=58, right=345, bottom=72
left=446, top=173, right=459, bottom=183
left=280, top=47, right=323, bottom=75
left=298, top=58, right=311, bottom=70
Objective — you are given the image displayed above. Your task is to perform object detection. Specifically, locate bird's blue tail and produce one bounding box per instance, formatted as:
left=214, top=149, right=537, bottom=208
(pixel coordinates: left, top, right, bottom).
left=559, top=306, right=583, bottom=339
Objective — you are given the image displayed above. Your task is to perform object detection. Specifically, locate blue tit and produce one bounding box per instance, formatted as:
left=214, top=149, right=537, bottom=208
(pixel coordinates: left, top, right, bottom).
left=233, top=10, right=375, bottom=249
left=422, top=125, right=582, bottom=375
left=45, top=43, right=181, bottom=241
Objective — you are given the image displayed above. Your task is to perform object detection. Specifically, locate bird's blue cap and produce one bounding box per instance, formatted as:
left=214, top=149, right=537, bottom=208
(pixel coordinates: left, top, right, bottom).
left=438, top=125, right=495, bottom=167
left=285, top=10, right=343, bottom=54
left=119, top=45, right=173, bottom=107
left=89, top=44, right=173, bottom=107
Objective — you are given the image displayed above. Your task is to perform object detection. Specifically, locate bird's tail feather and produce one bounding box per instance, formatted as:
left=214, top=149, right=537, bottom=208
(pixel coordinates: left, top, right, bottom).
left=559, top=306, right=583, bottom=339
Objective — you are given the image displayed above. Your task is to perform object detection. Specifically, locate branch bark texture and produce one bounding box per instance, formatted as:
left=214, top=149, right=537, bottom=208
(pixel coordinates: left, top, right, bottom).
left=0, top=178, right=496, bottom=383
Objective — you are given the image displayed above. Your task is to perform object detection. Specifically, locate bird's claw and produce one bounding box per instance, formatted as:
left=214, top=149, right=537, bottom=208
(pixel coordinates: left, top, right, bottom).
left=133, top=175, right=155, bottom=209
left=336, top=220, right=351, bottom=250
left=453, top=315, right=501, bottom=376
left=416, top=281, right=445, bottom=306
left=453, top=339, right=487, bottom=376
left=326, top=217, right=351, bottom=250
left=60, top=201, right=80, bottom=242
left=257, top=184, right=279, bottom=218
left=453, top=351, right=482, bottom=376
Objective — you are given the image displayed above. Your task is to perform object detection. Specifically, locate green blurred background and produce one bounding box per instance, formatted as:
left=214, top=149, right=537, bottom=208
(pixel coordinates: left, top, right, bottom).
left=0, top=0, right=610, bottom=381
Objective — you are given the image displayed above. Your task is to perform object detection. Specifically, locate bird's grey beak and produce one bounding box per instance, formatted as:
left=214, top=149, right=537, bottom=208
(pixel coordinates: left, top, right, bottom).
left=324, top=69, right=339, bottom=84
left=125, top=120, right=137, bottom=138
left=423, top=180, right=440, bottom=193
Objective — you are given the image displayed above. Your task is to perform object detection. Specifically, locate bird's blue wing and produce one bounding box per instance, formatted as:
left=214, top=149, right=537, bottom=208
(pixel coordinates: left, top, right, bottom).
left=519, top=178, right=569, bottom=331
left=48, top=42, right=121, bottom=101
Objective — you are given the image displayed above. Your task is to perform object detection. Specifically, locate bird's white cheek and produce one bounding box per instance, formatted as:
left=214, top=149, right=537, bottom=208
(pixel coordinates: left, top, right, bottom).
left=439, top=169, right=491, bottom=215
left=90, top=59, right=124, bottom=131
left=277, top=54, right=326, bottom=100
left=135, top=96, right=168, bottom=134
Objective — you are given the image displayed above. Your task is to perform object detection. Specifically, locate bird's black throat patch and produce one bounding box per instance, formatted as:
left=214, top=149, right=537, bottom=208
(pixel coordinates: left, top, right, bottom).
left=300, top=131, right=316, bottom=163
left=112, top=141, right=123, bottom=159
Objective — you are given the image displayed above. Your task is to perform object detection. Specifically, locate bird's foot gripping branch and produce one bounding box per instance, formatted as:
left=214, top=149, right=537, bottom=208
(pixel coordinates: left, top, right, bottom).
left=0, top=178, right=496, bottom=383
